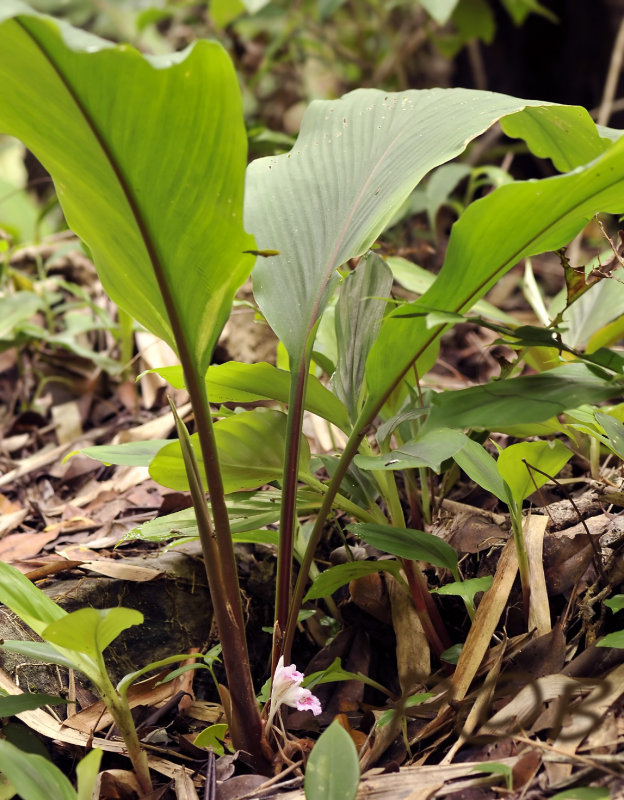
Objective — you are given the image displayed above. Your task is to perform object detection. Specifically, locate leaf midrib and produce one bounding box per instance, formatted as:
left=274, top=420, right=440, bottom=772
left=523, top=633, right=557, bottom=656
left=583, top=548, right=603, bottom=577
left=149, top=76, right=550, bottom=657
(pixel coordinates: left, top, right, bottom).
left=17, top=16, right=190, bottom=364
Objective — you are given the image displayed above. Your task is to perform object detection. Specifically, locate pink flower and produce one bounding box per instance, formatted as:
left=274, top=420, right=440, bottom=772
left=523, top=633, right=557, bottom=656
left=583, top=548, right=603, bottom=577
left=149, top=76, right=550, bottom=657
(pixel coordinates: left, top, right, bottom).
left=265, top=656, right=322, bottom=735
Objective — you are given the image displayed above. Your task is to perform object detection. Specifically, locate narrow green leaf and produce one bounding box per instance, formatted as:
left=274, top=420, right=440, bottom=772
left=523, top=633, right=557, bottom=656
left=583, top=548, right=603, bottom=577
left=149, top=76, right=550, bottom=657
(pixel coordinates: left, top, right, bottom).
left=550, top=787, right=610, bottom=800
left=496, top=440, right=571, bottom=504
left=78, top=440, right=169, bottom=467
left=333, top=252, right=393, bottom=421
left=43, top=607, right=143, bottom=660
left=303, top=560, right=402, bottom=602
left=0, top=739, right=77, bottom=800
left=595, top=412, right=624, bottom=461
left=472, top=762, right=513, bottom=791
left=355, top=428, right=467, bottom=472
left=350, top=523, right=458, bottom=577
left=0, top=5, right=254, bottom=375
left=304, top=720, right=360, bottom=800
left=453, top=438, right=508, bottom=503
left=0, top=640, right=78, bottom=670
left=149, top=409, right=310, bottom=493
left=0, top=561, right=65, bottom=635
left=425, top=363, right=621, bottom=431
left=0, top=692, right=67, bottom=717
left=76, top=749, right=103, bottom=800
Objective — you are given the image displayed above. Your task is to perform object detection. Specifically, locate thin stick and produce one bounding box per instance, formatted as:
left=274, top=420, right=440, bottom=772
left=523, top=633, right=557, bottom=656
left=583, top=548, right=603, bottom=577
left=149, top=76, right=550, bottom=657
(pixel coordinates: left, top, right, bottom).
left=598, top=16, right=624, bottom=126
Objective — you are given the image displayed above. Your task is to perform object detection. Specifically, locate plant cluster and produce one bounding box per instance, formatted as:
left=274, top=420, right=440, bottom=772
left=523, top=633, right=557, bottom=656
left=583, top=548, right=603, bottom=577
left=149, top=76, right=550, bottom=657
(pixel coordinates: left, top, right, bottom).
left=1, top=2, right=624, bottom=799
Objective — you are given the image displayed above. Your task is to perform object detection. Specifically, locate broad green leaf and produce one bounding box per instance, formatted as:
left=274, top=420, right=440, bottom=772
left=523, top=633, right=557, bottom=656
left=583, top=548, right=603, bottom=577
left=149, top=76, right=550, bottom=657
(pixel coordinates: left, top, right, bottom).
left=76, top=749, right=103, bottom=800
left=595, top=412, right=624, bottom=461
left=0, top=561, right=65, bottom=635
left=0, top=5, right=254, bottom=376
left=424, top=163, right=471, bottom=231
left=365, top=135, right=624, bottom=417
left=454, top=438, right=508, bottom=503
left=246, top=90, right=560, bottom=366
left=0, top=291, right=44, bottom=341
left=350, top=523, right=459, bottom=578
left=78, top=440, right=169, bottom=467
left=355, top=428, right=467, bottom=472
left=496, top=440, right=571, bottom=504
left=387, top=256, right=516, bottom=324
left=0, top=692, right=67, bottom=717
left=420, top=0, right=461, bottom=24
left=333, top=252, right=393, bottom=421
left=149, top=408, right=310, bottom=492
left=304, top=720, right=360, bottom=800
left=0, top=739, right=77, bottom=800
left=194, top=723, right=229, bottom=756
left=152, top=362, right=351, bottom=432
left=425, top=363, right=621, bottom=431
left=598, top=630, right=624, bottom=648
left=303, top=560, right=402, bottom=602
left=501, top=106, right=610, bottom=172
left=605, top=595, right=624, bottom=612
left=43, top=607, right=143, bottom=660
left=452, top=0, right=495, bottom=43
left=431, top=575, right=493, bottom=606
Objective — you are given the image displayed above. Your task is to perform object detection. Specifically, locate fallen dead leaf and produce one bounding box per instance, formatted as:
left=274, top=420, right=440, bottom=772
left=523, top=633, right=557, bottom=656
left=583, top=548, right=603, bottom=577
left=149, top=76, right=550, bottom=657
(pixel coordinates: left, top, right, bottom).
left=0, top=529, right=62, bottom=563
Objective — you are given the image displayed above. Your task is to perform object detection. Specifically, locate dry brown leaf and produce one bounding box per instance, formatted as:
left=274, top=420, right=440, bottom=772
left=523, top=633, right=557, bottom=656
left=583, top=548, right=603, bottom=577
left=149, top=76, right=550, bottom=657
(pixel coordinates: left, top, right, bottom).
left=525, top=514, right=550, bottom=636
left=451, top=536, right=518, bottom=703
left=65, top=667, right=199, bottom=734
left=386, top=573, right=430, bottom=695
left=0, top=529, right=61, bottom=563
left=51, top=399, right=83, bottom=445
left=277, top=757, right=520, bottom=799
left=546, top=661, right=624, bottom=784
left=0, top=508, right=28, bottom=538
left=0, top=494, right=22, bottom=514
left=187, top=700, right=226, bottom=724
left=172, top=767, right=200, bottom=800
left=94, top=769, right=142, bottom=800
left=78, top=560, right=162, bottom=582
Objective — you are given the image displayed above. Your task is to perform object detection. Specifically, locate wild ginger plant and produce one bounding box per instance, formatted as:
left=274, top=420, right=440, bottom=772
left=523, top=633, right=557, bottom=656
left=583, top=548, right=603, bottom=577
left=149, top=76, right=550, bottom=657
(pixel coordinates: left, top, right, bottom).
left=2, top=1, right=624, bottom=787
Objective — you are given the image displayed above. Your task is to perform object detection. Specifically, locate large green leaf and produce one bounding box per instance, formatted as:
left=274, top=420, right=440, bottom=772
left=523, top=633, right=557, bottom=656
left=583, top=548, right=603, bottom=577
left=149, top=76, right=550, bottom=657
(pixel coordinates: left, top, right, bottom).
left=350, top=522, right=459, bottom=578
left=153, top=361, right=351, bottom=431
left=304, top=720, right=360, bottom=800
left=149, top=408, right=311, bottom=492
left=365, top=134, right=624, bottom=414
left=496, top=440, right=571, bottom=504
left=501, top=105, right=611, bottom=172
left=0, top=739, right=77, bottom=800
left=246, top=89, right=556, bottom=365
left=355, top=427, right=468, bottom=472
left=425, top=363, right=622, bottom=431
left=0, top=4, right=253, bottom=375
left=43, top=607, right=144, bottom=660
